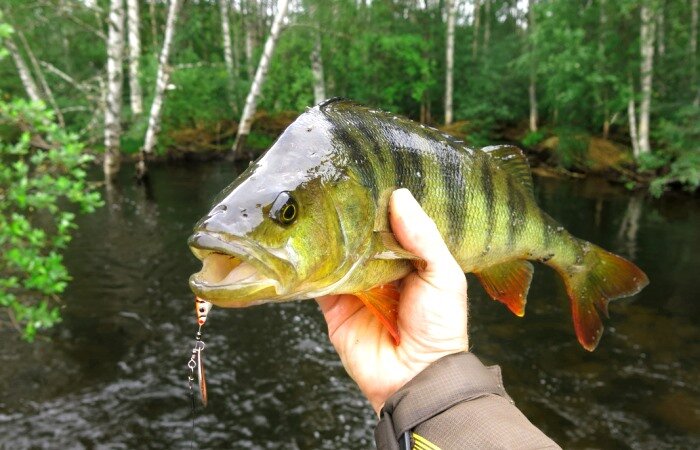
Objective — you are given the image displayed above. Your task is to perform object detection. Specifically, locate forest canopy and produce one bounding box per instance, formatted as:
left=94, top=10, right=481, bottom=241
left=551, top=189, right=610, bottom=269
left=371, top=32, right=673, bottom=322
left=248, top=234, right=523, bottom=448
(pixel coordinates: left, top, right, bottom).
left=1, top=0, right=698, bottom=195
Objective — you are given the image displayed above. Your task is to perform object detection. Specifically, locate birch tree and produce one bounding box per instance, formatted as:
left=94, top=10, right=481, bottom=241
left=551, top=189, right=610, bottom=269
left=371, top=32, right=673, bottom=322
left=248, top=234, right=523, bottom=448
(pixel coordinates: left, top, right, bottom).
left=528, top=0, right=538, bottom=132
left=139, top=0, right=184, bottom=179
left=244, top=1, right=257, bottom=79
left=17, top=31, right=64, bottom=127
left=483, top=0, right=491, bottom=51
left=219, top=0, right=236, bottom=109
left=126, top=0, right=143, bottom=115
left=638, top=1, right=655, bottom=156
left=104, top=0, right=125, bottom=180
left=692, top=0, right=698, bottom=106
left=628, top=81, right=641, bottom=158
left=4, top=37, right=42, bottom=103
left=310, top=31, right=326, bottom=104
left=472, top=0, right=481, bottom=60
left=233, top=0, right=290, bottom=157
left=444, top=0, right=456, bottom=125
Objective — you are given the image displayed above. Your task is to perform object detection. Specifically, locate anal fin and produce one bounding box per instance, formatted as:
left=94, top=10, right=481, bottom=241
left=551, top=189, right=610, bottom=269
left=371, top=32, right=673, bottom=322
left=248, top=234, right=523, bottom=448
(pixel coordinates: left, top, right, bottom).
left=353, top=284, right=401, bottom=345
left=475, top=260, right=534, bottom=317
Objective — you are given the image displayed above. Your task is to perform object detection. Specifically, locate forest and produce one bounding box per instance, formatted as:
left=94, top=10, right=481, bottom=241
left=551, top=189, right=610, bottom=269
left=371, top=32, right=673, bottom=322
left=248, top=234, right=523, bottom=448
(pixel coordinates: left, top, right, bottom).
left=0, top=0, right=698, bottom=343
left=1, top=3, right=700, bottom=448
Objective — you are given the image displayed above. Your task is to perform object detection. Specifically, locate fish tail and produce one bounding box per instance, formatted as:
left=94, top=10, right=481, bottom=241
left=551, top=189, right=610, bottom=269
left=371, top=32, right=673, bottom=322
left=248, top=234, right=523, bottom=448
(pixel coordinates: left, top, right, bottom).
left=549, top=240, right=648, bottom=351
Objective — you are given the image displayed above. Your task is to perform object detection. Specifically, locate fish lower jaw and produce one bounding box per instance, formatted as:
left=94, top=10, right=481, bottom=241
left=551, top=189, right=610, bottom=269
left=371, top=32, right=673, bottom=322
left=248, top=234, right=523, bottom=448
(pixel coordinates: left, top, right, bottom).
left=188, top=274, right=281, bottom=307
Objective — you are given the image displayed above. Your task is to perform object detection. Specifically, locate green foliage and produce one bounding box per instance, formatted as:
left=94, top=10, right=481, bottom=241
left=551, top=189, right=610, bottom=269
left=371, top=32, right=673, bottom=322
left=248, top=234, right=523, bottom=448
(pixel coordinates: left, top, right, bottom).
left=647, top=106, right=700, bottom=197
left=0, top=0, right=697, bottom=194
left=522, top=130, right=546, bottom=148
left=0, top=99, right=103, bottom=340
left=555, top=128, right=590, bottom=170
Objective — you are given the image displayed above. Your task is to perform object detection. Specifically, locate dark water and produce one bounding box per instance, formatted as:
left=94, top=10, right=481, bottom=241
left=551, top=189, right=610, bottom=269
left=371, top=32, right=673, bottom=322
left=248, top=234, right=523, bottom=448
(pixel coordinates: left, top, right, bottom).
left=1, top=162, right=698, bottom=449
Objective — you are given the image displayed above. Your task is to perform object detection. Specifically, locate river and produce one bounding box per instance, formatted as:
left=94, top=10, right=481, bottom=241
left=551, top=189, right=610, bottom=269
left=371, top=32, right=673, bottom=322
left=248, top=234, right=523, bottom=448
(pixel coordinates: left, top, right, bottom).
left=1, top=161, right=698, bottom=449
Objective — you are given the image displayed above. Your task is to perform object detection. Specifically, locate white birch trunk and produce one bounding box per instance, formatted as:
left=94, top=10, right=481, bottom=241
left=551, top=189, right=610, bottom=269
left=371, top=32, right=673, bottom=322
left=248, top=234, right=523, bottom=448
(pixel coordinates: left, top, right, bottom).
left=528, top=0, right=538, bottom=132
left=142, top=0, right=183, bottom=156
left=16, top=31, right=65, bottom=127
left=692, top=0, right=698, bottom=106
left=638, top=2, right=655, bottom=155
left=310, top=31, right=326, bottom=104
left=5, top=37, right=42, bottom=102
left=444, top=0, right=456, bottom=125
left=126, top=0, right=143, bottom=115
left=220, top=0, right=236, bottom=104
left=628, top=81, right=641, bottom=159
left=472, top=0, right=481, bottom=60
left=233, top=0, right=289, bottom=156
left=244, top=1, right=257, bottom=79
left=104, top=0, right=126, bottom=179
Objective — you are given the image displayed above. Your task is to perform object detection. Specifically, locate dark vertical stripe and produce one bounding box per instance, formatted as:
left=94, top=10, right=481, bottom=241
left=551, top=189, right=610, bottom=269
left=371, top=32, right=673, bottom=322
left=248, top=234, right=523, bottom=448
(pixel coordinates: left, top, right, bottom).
left=506, top=176, right=527, bottom=248
left=440, top=153, right=466, bottom=246
left=330, top=119, right=378, bottom=200
left=353, top=118, right=388, bottom=169
left=481, top=155, right=495, bottom=253
left=391, top=147, right=426, bottom=203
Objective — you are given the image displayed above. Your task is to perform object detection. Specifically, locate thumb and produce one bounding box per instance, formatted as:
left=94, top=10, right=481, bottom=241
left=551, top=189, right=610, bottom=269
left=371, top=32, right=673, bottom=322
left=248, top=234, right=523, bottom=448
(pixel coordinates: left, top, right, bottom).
left=389, top=189, right=465, bottom=289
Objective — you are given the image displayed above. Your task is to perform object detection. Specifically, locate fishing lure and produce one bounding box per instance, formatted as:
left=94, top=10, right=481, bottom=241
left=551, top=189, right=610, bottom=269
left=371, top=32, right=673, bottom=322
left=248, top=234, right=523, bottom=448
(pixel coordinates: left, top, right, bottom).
left=187, top=296, right=212, bottom=407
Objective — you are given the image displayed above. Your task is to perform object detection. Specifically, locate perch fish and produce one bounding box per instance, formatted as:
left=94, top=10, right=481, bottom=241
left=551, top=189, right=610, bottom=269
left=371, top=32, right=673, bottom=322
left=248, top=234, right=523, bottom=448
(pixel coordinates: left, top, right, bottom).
left=188, top=98, right=648, bottom=351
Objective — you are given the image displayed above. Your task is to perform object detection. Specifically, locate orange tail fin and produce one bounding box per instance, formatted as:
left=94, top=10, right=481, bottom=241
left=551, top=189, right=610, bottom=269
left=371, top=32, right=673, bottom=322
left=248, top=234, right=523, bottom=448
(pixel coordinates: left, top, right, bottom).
left=354, top=284, right=401, bottom=345
left=557, top=243, right=648, bottom=351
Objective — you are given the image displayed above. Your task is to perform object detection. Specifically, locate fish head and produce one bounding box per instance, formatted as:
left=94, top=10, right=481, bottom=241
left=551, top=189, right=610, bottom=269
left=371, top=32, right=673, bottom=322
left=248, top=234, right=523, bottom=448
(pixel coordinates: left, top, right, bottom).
left=188, top=107, right=376, bottom=306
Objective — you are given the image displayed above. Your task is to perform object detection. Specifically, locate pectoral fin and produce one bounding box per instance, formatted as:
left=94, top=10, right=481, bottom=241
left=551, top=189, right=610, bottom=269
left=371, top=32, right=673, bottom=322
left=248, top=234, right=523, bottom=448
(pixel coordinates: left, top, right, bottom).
left=354, top=284, right=401, bottom=345
left=475, top=260, right=534, bottom=317
left=372, top=231, right=422, bottom=261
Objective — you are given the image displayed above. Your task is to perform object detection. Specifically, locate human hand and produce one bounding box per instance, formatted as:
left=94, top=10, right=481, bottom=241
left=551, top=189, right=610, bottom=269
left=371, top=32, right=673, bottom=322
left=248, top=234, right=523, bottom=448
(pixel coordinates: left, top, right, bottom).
left=316, top=188, right=469, bottom=414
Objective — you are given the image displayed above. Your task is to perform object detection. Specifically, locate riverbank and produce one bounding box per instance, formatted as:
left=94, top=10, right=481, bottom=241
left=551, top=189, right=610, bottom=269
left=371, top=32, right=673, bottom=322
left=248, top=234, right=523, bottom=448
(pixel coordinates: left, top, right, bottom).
left=120, top=111, right=674, bottom=194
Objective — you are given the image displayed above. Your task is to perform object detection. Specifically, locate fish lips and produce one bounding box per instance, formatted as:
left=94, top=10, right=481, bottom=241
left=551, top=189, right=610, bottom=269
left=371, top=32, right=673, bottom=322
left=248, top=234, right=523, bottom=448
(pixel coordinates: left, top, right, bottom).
left=188, top=231, right=289, bottom=307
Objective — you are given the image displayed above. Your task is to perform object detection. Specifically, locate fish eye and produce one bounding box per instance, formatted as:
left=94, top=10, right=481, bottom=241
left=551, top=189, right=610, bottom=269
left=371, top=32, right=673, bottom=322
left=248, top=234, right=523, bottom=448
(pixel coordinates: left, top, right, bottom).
left=270, top=191, right=298, bottom=225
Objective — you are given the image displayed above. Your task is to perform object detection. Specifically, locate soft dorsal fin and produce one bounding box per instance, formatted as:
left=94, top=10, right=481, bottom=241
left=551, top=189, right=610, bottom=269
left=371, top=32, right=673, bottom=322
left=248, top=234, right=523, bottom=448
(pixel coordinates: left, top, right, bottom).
left=481, top=145, right=534, bottom=194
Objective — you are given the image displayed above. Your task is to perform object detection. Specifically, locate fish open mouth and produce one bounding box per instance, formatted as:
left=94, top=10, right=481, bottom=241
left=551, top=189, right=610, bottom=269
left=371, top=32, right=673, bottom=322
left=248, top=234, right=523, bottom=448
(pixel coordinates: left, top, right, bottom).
left=188, top=232, right=284, bottom=306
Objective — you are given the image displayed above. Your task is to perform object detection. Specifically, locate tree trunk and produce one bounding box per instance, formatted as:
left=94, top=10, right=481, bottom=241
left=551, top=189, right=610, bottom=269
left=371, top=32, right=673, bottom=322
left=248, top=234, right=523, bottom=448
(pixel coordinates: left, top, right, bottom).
left=244, top=0, right=257, bottom=79
left=220, top=0, right=236, bottom=110
left=232, top=0, right=290, bottom=157
left=310, top=31, right=326, bottom=104
left=692, top=0, right=698, bottom=106
left=628, top=79, right=641, bottom=158
left=104, top=0, right=126, bottom=180
left=656, top=2, right=665, bottom=57
left=472, top=0, right=481, bottom=60
left=16, top=30, right=65, bottom=127
left=483, top=0, right=491, bottom=51
left=126, top=0, right=143, bottom=115
left=149, top=0, right=158, bottom=49
left=528, top=0, right=538, bottom=132
left=140, top=0, right=184, bottom=179
left=638, top=1, right=655, bottom=156
left=444, top=0, right=456, bottom=125
left=4, top=37, right=42, bottom=102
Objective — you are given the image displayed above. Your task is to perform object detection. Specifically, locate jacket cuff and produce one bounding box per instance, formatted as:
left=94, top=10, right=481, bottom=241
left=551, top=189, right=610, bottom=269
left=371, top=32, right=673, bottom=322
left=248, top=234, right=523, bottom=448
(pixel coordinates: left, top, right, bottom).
left=374, top=352, right=510, bottom=448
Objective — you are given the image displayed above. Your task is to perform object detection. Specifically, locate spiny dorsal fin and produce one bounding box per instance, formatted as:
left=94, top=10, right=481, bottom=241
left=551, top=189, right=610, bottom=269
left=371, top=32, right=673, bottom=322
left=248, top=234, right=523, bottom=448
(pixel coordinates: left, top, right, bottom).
left=481, top=145, right=534, bottom=194
left=475, top=259, right=534, bottom=317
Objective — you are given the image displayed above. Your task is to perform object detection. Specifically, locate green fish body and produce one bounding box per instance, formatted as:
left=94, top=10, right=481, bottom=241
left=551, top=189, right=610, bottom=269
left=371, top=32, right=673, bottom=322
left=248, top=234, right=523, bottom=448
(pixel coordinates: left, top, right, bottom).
left=189, top=98, right=648, bottom=351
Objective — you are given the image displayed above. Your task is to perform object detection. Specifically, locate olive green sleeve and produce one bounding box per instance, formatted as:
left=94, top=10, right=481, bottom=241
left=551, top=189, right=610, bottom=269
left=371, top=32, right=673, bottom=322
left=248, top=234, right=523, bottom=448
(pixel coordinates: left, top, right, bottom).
left=374, top=352, right=561, bottom=450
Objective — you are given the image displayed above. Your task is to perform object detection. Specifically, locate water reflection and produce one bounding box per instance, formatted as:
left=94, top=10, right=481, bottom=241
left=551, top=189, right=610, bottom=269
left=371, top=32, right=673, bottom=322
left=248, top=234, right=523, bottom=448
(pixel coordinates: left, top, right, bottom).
left=0, top=163, right=698, bottom=449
